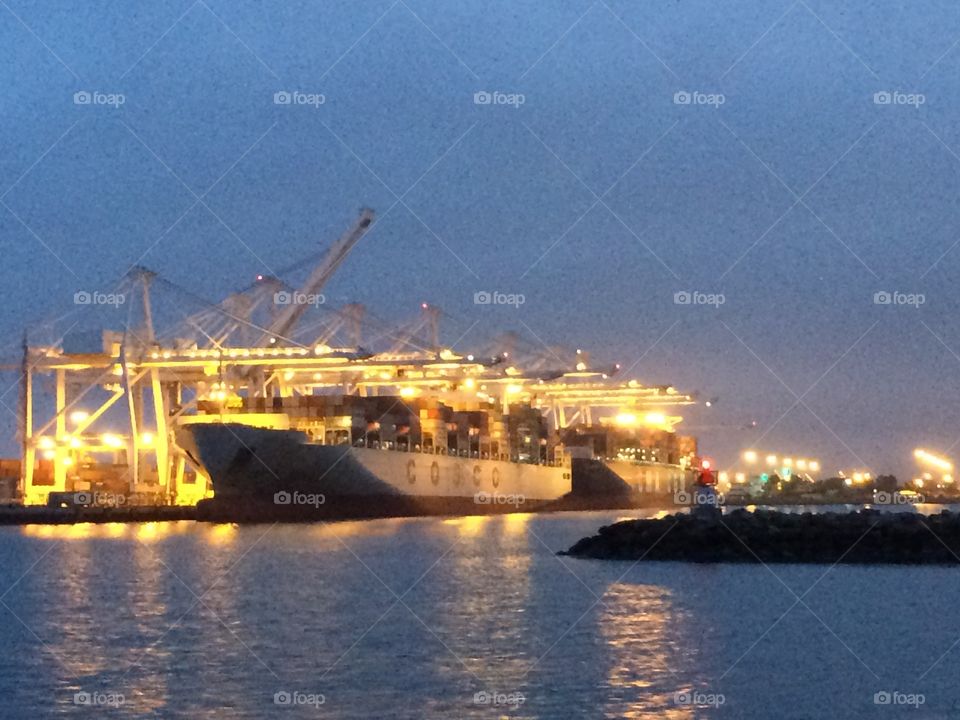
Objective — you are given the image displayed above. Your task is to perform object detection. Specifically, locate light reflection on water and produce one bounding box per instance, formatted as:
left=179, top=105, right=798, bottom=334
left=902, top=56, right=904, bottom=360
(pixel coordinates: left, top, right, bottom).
left=600, top=582, right=693, bottom=719
left=2, top=510, right=960, bottom=718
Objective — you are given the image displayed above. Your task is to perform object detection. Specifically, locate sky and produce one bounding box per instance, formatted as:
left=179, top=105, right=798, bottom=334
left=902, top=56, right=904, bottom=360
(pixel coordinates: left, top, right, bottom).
left=2, top=0, right=960, bottom=479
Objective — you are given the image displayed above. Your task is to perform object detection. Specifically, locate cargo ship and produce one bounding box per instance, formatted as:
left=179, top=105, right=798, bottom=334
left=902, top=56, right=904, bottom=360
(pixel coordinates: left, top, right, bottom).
left=175, top=392, right=572, bottom=519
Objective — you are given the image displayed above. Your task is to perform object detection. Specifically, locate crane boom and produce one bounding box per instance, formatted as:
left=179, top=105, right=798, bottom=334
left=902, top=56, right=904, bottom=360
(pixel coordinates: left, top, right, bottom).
left=260, top=208, right=375, bottom=345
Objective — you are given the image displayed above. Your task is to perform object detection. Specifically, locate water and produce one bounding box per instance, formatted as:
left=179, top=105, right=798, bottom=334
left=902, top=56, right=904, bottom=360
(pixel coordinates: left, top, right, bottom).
left=2, top=510, right=959, bottom=718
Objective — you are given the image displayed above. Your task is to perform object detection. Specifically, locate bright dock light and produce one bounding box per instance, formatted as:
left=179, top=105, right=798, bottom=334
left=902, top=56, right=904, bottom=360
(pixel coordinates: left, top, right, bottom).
left=914, top=448, right=953, bottom=472
left=69, top=410, right=89, bottom=425
left=101, top=433, right=124, bottom=449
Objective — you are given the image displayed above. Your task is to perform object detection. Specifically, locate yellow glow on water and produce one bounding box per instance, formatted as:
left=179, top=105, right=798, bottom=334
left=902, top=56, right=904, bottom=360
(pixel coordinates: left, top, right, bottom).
left=103, top=523, right=127, bottom=538
left=442, top=515, right=490, bottom=537
left=501, top=512, right=531, bottom=536
left=205, top=523, right=237, bottom=546
left=20, top=523, right=124, bottom=540
left=21, top=524, right=57, bottom=538
left=135, top=522, right=168, bottom=543
left=601, top=582, right=694, bottom=718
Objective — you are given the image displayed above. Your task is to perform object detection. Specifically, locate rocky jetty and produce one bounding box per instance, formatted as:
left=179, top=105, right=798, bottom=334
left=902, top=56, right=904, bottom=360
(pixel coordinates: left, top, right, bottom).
left=561, top=508, right=960, bottom=564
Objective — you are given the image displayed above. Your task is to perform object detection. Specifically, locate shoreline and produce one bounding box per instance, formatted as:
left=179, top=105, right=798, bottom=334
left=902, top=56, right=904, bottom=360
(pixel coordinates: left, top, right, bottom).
left=1, top=493, right=955, bottom=526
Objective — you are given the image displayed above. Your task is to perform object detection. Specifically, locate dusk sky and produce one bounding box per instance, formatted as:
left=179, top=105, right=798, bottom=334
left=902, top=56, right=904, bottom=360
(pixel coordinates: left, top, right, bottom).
left=3, top=0, right=960, bottom=478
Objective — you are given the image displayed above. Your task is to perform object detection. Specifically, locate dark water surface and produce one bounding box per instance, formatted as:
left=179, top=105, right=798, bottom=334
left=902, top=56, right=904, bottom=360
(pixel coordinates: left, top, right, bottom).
left=1, top=510, right=959, bottom=718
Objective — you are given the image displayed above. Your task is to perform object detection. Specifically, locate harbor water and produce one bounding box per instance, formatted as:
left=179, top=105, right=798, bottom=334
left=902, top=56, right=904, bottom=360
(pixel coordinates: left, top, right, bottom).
left=2, top=509, right=959, bottom=718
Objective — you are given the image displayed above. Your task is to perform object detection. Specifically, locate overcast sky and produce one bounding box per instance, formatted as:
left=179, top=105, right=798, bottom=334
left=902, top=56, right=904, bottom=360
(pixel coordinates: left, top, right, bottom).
left=2, top=0, right=960, bottom=478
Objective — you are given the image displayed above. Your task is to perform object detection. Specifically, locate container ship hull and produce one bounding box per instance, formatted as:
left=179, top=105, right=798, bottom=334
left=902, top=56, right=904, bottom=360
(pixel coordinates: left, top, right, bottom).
left=176, top=423, right=572, bottom=520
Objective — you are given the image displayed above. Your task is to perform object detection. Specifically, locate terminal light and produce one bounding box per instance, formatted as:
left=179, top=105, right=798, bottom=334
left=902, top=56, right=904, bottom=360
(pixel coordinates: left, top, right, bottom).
left=69, top=410, right=90, bottom=425
left=614, top=413, right=637, bottom=426
left=400, top=387, right=416, bottom=398
left=766, top=454, right=777, bottom=466
left=644, top=412, right=667, bottom=427
left=743, top=450, right=757, bottom=463
left=914, top=448, right=953, bottom=472
left=101, top=433, right=124, bottom=449
left=140, top=433, right=155, bottom=446
left=37, top=437, right=55, bottom=450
